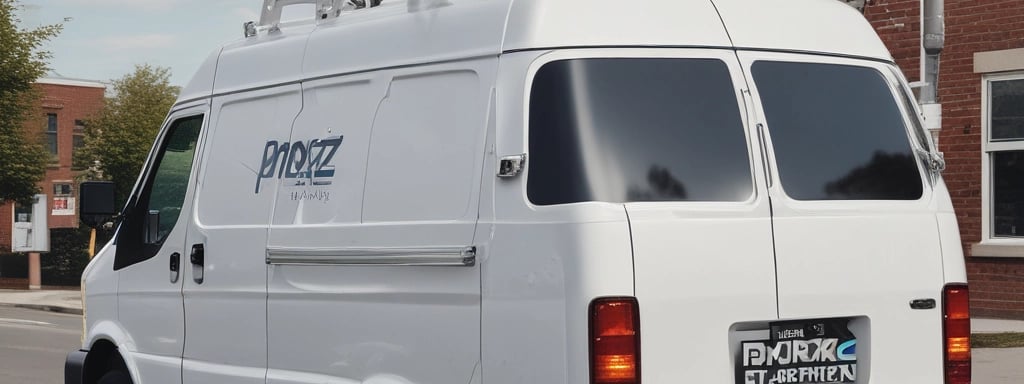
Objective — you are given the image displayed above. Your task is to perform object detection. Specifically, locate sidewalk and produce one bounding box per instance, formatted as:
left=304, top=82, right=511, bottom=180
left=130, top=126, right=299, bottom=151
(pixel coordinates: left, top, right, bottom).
left=0, top=289, right=82, bottom=315
left=973, top=317, right=1024, bottom=334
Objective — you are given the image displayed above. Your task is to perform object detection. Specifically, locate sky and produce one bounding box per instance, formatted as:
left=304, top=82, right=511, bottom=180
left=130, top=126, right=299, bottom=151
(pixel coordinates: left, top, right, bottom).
left=17, top=0, right=309, bottom=86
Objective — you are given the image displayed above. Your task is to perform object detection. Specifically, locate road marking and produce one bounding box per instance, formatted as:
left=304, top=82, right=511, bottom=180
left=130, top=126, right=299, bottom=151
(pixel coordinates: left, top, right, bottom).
left=0, top=318, right=54, bottom=327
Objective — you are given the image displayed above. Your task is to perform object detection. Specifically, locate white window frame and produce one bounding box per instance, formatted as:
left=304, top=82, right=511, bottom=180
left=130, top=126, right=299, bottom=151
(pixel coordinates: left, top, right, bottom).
left=981, top=72, right=1024, bottom=246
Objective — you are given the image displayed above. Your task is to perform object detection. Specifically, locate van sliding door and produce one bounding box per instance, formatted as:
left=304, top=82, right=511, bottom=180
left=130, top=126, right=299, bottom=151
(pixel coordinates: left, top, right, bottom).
left=738, top=51, right=946, bottom=383
left=181, top=84, right=303, bottom=384
left=263, top=58, right=496, bottom=384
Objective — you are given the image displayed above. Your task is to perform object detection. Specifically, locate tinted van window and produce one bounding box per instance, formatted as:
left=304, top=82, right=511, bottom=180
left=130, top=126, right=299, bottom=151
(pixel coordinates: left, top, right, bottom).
left=752, top=61, right=923, bottom=200
left=528, top=58, right=752, bottom=205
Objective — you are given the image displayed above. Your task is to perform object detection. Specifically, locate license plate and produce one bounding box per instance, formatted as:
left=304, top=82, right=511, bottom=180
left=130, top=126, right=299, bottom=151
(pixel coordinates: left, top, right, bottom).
left=736, top=318, right=857, bottom=384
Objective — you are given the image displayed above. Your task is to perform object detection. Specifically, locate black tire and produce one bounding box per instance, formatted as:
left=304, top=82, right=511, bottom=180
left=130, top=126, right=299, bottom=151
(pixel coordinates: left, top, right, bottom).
left=97, top=370, right=132, bottom=384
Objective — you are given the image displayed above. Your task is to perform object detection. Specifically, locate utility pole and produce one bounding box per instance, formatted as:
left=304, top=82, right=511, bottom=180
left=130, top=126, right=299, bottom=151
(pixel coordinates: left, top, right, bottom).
left=920, top=0, right=945, bottom=147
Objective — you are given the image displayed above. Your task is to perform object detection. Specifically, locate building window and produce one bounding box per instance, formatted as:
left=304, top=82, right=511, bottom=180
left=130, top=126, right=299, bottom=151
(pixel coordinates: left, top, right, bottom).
left=52, top=182, right=75, bottom=216
left=46, top=113, right=58, bottom=157
left=983, top=74, right=1024, bottom=240
left=72, top=120, right=86, bottom=170
left=53, top=183, right=73, bottom=196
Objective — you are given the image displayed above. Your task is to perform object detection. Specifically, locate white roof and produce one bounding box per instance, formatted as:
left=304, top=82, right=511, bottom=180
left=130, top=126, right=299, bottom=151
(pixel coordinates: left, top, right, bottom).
left=179, top=0, right=891, bottom=102
left=36, top=76, right=106, bottom=89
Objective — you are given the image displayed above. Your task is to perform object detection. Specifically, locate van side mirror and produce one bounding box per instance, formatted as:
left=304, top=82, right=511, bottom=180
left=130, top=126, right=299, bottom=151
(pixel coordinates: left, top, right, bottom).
left=80, top=181, right=116, bottom=229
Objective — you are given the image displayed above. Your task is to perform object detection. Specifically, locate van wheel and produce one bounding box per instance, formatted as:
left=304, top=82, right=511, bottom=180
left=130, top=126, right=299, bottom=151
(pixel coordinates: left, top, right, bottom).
left=97, top=370, right=132, bottom=384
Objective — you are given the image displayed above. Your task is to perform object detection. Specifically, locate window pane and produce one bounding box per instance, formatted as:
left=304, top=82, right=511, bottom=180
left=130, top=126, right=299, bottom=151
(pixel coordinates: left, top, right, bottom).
left=47, top=114, right=57, bottom=132
left=46, top=113, right=58, bottom=156
left=752, top=61, right=922, bottom=200
left=47, top=133, right=58, bottom=156
left=145, top=115, right=202, bottom=242
left=991, top=79, right=1024, bottom=140
left=53, top=183, right=72, bottom=196
left=528, top=58, right=753, bottom=205
left=993, top=150, right=1024, bottom=237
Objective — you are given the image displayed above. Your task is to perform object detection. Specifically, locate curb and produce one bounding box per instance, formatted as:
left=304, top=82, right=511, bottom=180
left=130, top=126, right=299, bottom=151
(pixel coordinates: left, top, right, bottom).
left=0, top=302, right=83, bottom=315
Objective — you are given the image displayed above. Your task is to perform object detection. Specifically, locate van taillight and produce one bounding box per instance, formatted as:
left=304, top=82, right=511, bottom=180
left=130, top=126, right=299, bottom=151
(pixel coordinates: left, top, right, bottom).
left=943, top=284, right=970, bottom=384
left=589, top=297, right=640, bottom=384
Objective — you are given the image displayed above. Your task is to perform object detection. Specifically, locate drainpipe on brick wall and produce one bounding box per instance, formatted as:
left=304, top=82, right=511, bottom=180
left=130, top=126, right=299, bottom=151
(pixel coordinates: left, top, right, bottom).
left=921, top=0, right=944, bottom=148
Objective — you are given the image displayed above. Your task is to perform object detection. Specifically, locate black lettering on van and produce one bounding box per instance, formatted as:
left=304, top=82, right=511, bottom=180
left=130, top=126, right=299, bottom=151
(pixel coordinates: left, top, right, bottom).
left=313, top=137, right=342, bottom=178
left=285, top=141, right=307, bottom=179
left=255, top=135, right=343, bottom=194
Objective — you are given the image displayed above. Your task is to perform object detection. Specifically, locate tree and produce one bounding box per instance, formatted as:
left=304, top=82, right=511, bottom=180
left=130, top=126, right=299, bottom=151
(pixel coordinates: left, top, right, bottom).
left=0, top=0, right=61, bottom=204
left=75, top=65, right=180, bottom=206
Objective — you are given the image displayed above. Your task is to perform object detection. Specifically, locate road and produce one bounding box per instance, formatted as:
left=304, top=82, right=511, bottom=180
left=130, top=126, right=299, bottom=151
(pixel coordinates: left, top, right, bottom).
left=0, top=306, right=80, bottom=384
left=0, top=305, right=1022, bottom=384
left=975, top=347, right=1024, bottom=384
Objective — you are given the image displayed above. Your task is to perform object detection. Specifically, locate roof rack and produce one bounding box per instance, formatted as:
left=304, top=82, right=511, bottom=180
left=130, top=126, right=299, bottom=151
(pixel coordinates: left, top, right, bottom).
left=245, top=0, right=382, bottom=37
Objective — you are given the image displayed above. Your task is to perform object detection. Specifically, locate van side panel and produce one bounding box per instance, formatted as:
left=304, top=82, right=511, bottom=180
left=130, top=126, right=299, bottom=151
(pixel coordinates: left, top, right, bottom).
left=362, top=69, right=483, bottom=222
left=481, top=51, right=636, bottom=384
left=265, top=58, right=497, bottom=383
left=184, top=85, right=304, bottom=383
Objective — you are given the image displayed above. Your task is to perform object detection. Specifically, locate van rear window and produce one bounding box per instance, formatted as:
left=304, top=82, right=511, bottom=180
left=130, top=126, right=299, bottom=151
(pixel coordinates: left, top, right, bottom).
left=752, top=61, right=923, bottom=200
left=528, top=58, right=753, bottom=205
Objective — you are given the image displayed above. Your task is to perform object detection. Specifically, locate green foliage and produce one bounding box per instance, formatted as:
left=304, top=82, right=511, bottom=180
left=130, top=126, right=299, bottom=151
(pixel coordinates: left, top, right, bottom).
left=972, top=332, right=1024, bottom=349
left=0, top=0, right=61, bottom=204
left=0, top=252, right=28, bottom=278
left=40, top=227, right=90, bottom=286
left=40, top=226, right=113, bottom=286
left=75, top=65, right=180, bottom=207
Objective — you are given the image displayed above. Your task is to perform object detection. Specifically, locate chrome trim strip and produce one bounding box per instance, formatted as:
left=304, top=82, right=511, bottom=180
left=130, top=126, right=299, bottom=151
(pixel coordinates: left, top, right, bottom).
left=266, top=246, right=476, bottom=266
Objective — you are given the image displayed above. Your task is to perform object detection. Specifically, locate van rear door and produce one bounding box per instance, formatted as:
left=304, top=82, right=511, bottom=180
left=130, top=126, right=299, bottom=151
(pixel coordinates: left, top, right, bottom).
left=739, top=51, right=946, bottom=383
left=525, top=49, right=779, bottom=382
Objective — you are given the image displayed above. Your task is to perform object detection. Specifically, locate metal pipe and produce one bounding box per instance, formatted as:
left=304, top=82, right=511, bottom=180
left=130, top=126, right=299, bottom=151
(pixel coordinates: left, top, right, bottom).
left=921, top=0, right=944, bottom=104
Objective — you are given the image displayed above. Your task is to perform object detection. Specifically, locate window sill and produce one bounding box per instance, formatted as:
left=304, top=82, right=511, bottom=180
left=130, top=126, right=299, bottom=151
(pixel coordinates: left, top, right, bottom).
left=971, top=243, right=1024, bottom=258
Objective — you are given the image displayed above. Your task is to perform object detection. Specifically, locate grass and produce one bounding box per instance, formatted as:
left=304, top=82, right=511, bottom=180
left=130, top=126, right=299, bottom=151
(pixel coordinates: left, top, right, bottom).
left=972, top=332, right=1024, bottom=348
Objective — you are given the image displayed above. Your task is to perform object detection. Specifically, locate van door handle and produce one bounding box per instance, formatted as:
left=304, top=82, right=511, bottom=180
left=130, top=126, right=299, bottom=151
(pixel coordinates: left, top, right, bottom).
left=169, top=252, right=180, bottom=283
left=190, top=244, right=205, bottom=284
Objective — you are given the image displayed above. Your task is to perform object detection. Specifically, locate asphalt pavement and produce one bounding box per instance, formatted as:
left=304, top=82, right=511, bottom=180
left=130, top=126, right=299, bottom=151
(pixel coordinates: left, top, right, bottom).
left=0, top=306, right=81, bottom=384
left=976, top=347, right=1024, bottom=384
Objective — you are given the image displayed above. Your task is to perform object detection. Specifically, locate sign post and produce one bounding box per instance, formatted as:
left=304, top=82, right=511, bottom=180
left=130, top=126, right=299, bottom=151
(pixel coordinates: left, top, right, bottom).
left=12, top=194, right=49, bottom=290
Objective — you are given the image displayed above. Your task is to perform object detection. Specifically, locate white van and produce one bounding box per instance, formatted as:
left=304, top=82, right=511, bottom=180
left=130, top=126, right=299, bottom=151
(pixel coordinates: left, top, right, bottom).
left=67, top=0, right=972, bottom=383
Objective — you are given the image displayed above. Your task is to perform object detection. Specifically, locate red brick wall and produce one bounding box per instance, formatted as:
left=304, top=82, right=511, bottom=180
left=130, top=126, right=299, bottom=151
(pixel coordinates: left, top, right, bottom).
left=36, top=82, right=106, bottom=229
left=0, top=277, right=28, bottom=290
left=0, top=204, right=9, bottom=251
left=0, top=81, right=104, bottom=254
left=969, top=261, right=1024, bottom=318
left=866, top=0, right=1024, bottom=319
left=863, top=0, right=921, bottom=80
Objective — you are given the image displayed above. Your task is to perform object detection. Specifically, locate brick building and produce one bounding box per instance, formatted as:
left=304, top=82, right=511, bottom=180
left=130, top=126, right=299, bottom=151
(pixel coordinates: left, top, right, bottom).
left=864, top=0, right=1024, bottom=318
left=0, top=75, right=105, bottom=289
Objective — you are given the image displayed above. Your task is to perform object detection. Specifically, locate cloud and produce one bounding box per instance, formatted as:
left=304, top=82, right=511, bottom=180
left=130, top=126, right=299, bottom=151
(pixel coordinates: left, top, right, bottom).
left=49, top=0, right=190, bottom=11
left=98, top=34, right=178, bottom=51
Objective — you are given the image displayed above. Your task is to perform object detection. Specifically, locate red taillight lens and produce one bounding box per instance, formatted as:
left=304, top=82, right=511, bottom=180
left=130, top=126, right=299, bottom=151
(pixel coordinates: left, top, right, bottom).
left=943, top=284, right=971, bottom=384
left=589, top=297, right=640, bottom=384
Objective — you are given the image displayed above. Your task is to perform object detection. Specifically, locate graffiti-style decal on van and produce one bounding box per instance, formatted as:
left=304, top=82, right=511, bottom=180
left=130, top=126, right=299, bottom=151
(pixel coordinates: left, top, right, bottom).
left=255, top=136, right=343, bottom=194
